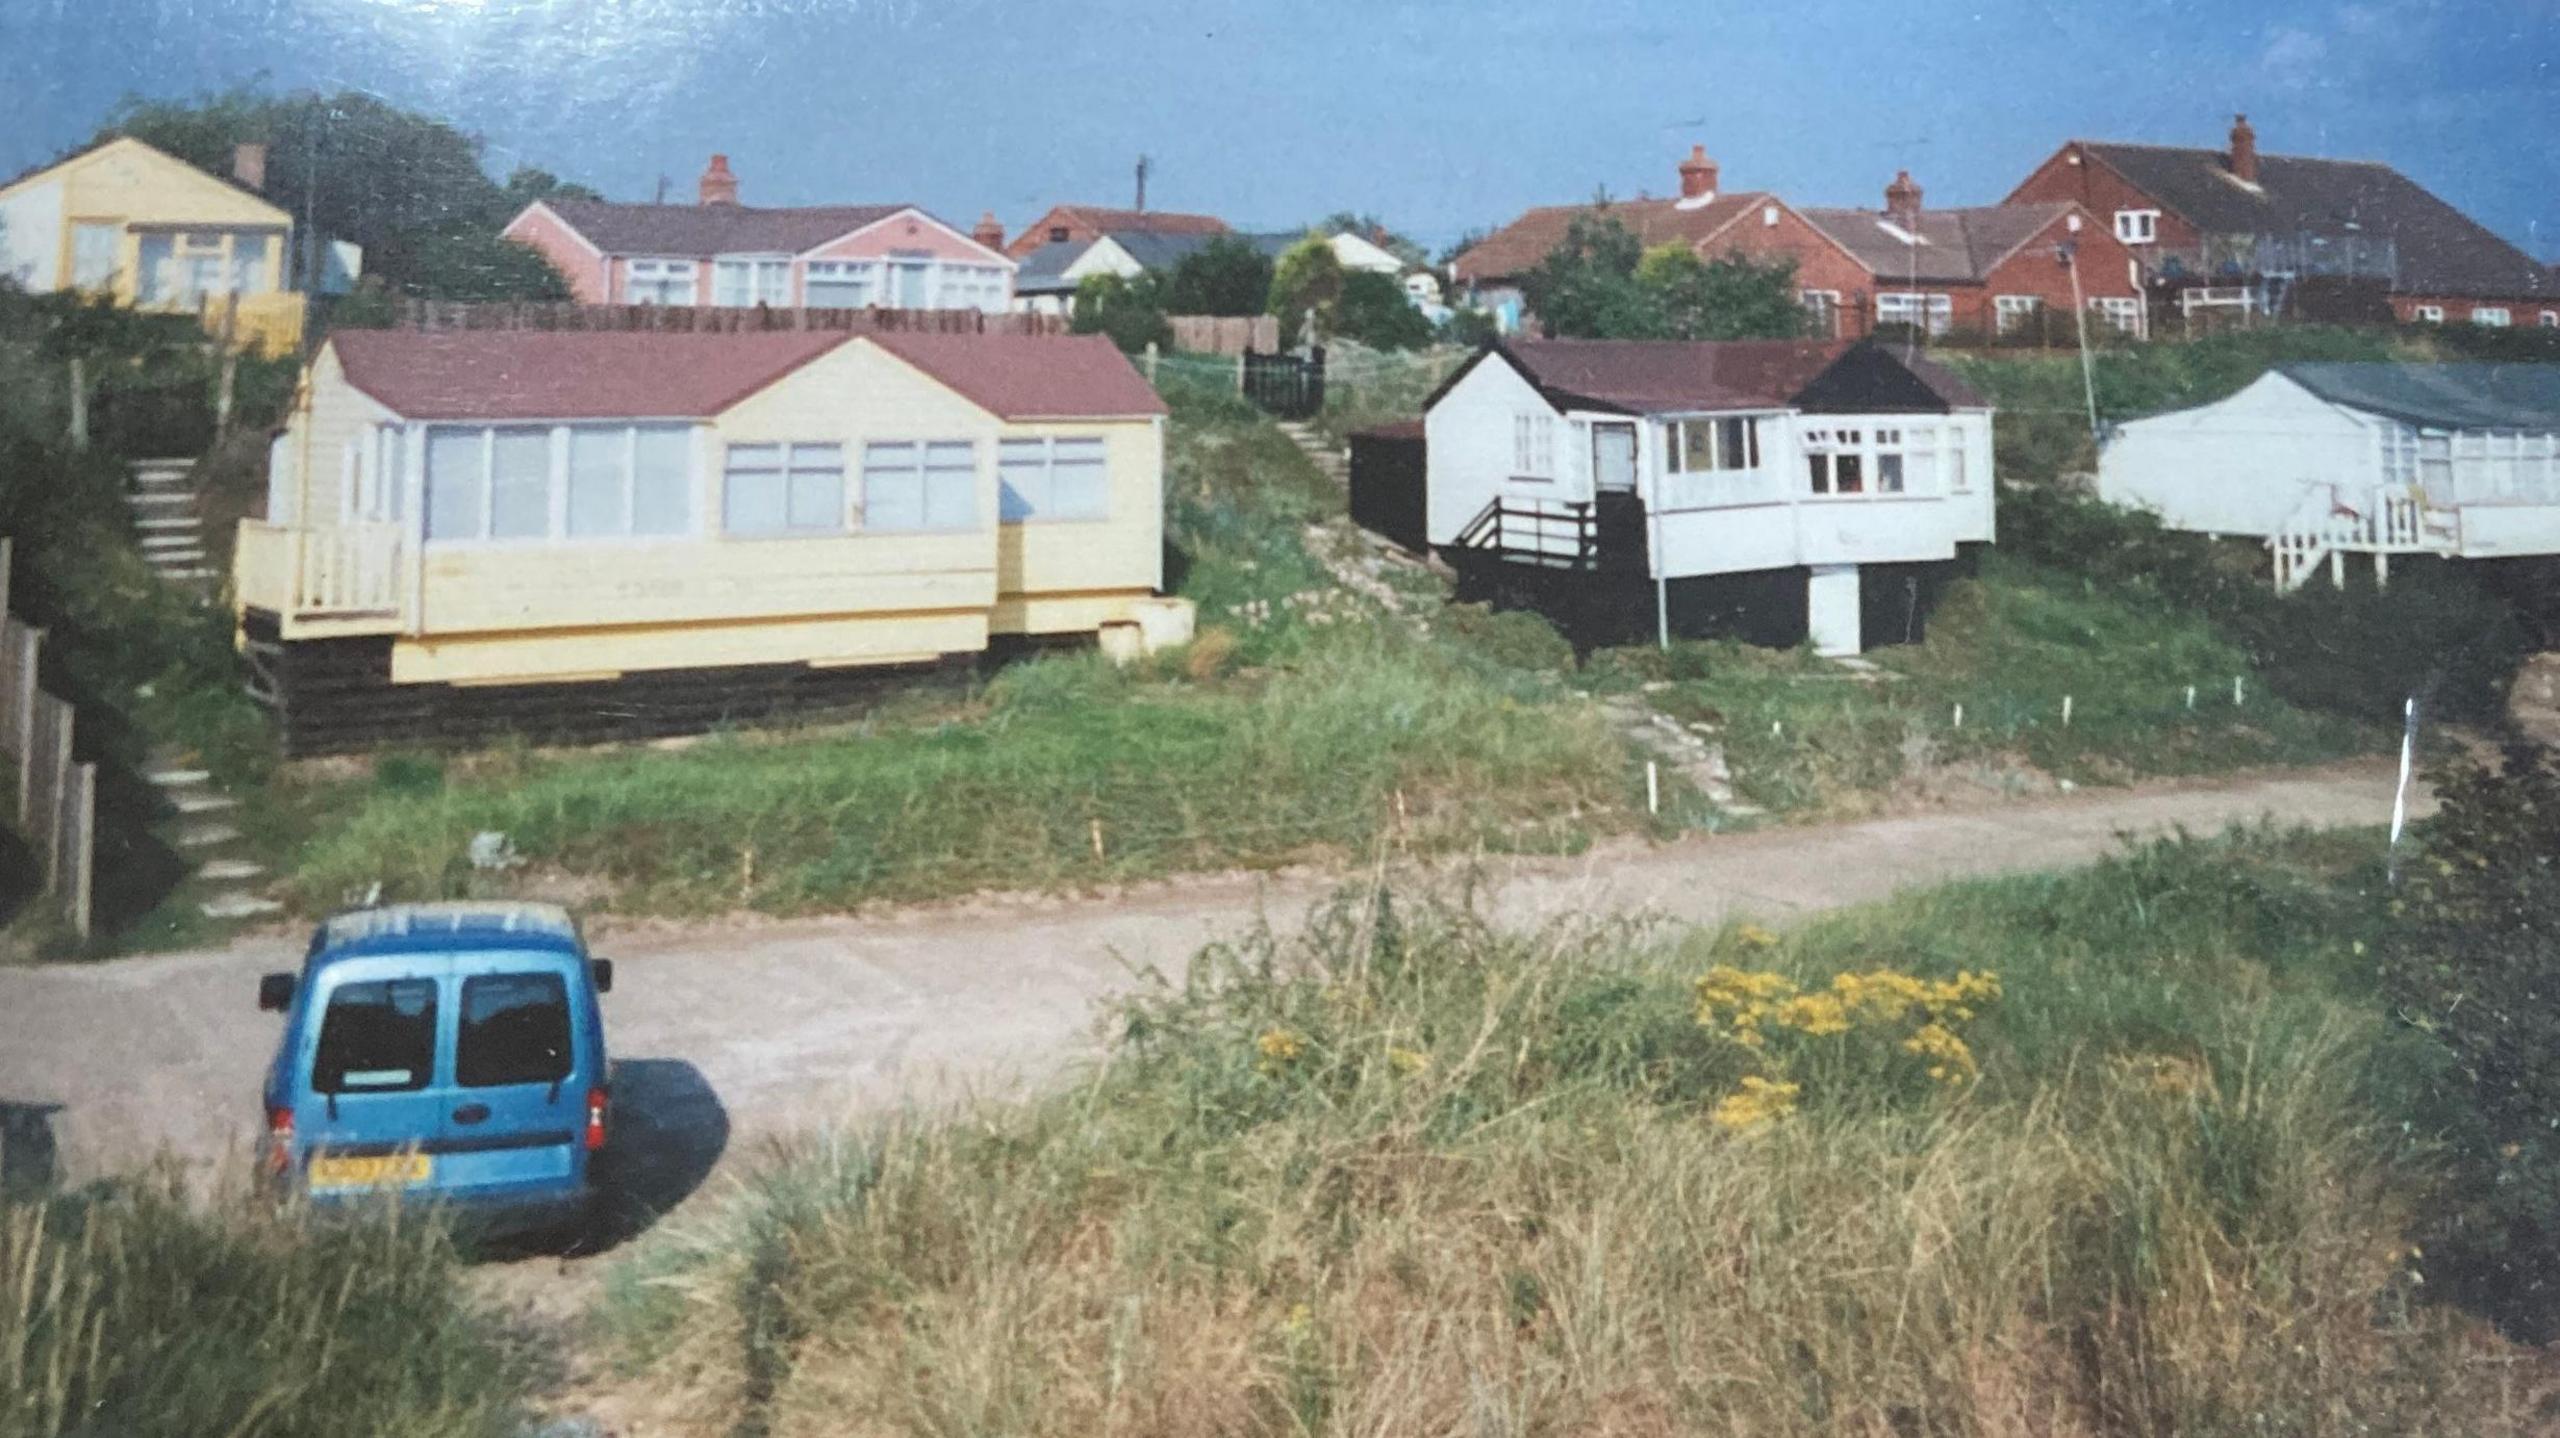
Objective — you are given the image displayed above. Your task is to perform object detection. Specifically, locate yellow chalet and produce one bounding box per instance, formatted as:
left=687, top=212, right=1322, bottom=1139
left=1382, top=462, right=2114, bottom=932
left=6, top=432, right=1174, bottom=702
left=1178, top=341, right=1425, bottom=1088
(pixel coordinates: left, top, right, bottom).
left=233, top=327, right=1185, bottom=752
left=0, top=136, right=313, bottom=354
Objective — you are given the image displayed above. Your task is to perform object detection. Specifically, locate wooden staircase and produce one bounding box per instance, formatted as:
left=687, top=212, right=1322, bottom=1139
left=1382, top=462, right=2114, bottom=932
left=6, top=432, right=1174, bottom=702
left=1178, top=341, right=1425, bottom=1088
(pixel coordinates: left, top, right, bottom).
left=2268, top=482, right=2456, bottom=592
left=125, top=457, right=217, bottom=594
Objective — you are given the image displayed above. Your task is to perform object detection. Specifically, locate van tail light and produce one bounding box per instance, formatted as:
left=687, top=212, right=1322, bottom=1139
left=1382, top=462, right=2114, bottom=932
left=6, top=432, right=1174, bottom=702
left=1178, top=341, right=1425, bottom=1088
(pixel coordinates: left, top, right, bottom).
left=265, top=1105, right=295, bottom=1175
left=584, top=1087, right=608, bottom=1151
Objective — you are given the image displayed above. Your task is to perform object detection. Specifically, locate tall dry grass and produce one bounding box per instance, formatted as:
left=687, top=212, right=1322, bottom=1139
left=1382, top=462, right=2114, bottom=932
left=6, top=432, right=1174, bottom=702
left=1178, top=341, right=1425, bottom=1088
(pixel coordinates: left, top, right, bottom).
left=604, top=834, right=2545, bottom=1436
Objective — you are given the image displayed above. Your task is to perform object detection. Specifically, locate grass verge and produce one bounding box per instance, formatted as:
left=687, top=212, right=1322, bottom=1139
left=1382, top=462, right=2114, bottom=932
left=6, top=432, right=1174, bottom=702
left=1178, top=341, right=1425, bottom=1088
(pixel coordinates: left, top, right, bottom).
left=597, top=828, right=2545, bottom=1436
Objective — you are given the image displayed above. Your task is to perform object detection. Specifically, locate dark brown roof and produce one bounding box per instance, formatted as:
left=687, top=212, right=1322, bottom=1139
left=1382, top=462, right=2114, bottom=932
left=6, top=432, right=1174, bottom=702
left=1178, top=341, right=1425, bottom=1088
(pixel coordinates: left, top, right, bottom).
left=2074, top=142, right=2555, bottom=301
left=866, top=331, right=1168, bottom=418
left=1048, top=206, right=1228, bottom=237
left=331, top=330, right=856, bottom=420
left=536, top=199, right=931, bottom=257
left=1795, top=203, right=2075, bottom=284
left=1451, top=193, right=1775, bottom=284
left=1500, top=338, right=1854, bottom=412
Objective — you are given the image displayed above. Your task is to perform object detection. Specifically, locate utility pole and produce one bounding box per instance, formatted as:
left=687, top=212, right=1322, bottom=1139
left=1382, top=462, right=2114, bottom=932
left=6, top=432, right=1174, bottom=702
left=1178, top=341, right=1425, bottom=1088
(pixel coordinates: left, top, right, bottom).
left=2059, top=242, right=2100, bottom=448
left=1134, top=155, right=1149, bottom=214
left=654, top=174, right=670, bottom=205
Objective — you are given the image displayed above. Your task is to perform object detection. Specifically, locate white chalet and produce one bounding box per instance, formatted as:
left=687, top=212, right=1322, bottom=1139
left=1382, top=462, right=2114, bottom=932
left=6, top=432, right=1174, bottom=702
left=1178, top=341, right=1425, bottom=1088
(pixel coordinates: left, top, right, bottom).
left=2098, top=363, right=2560, bottom=591
left=1400, top=339, right=1994, bottom=655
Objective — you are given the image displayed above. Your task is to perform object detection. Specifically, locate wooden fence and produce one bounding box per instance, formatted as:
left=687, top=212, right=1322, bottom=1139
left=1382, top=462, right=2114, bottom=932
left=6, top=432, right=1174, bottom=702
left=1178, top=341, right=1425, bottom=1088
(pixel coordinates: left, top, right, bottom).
left=0, top=542, right=96, bottom=938
left=393, top=300, right=1071, bottom=336
left=1167, top=314, right=1280, bottom=356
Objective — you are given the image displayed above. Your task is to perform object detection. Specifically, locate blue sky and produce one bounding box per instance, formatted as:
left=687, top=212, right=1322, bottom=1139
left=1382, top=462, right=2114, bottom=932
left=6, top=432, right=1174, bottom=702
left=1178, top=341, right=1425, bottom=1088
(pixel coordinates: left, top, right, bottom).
left=4, top=0, right=2554, bottom=258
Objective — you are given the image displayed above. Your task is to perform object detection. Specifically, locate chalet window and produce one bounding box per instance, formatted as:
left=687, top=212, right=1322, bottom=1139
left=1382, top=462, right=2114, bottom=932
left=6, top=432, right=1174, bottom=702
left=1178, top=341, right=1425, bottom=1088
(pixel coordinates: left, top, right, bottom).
left=1804, top=428, right=1866, bottom=495
left=136, top=231, right=235, bottom=305
left=724, top=442, right=846, bottom=535
left=569, top=425, right=693, bottom=538
left=1512, top=412, right=1555, bottom=479
left=2414, top=304, right=2445, bottom=323
left=1667, top=417, right=1762, bottom=474
left=424, top=430, right=488, bottom=542
left=625, top=258, right=697, bottom=306
left=486, top=428, right=551, bottom=540
left=713, top=256, right=791, bottom=307
left=861, top=440, right=979, bottom=532
left=1947, top=427, right=1971, bottom=493
left=2113, top=210, right=2159, bottom=245
left=2088, top=297, right=2143, bottom=334
left=1799, top=290, right=1841, bottom=339
left=1994, top=295, right=2043, bottom=334
left=805, top=261, right=876, bottom=308
left=70, top=223, right=118, bottom=290
left=230, top=234, right=275, bottom=296
left=1874, top=427, right=1906, bottom=494
left=998, top=437, right=1109, bottom=522
left=1875, top=292, right=1951, bottom=337
left=2472, top=307, right=2512, bottom=328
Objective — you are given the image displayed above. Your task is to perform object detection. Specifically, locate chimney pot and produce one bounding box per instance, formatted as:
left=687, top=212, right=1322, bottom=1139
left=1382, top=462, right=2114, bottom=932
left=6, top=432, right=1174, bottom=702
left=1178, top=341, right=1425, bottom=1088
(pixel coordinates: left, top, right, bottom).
left=972, top=210, right=1006, bottom=250
left=2227, top=113, right=2259, bottom=184
left=698, top=153, right=739, bottom=207
left=232, top=142, right=267, bottom=192
left=1677, top=144, right=1719, bottom=200
left=1885, top=169, right=1924, bottom=226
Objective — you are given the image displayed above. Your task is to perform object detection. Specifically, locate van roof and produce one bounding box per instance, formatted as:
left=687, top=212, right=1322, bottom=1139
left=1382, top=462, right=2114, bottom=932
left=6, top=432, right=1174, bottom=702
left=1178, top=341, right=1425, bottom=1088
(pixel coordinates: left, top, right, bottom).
left=310, top=902, right=583, bottom=963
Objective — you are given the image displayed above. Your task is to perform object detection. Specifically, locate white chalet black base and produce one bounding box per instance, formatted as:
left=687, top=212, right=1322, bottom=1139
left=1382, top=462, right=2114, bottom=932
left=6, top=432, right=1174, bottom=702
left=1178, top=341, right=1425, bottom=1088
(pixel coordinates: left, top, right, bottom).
left=1445, top=545, right=1979, bottom=656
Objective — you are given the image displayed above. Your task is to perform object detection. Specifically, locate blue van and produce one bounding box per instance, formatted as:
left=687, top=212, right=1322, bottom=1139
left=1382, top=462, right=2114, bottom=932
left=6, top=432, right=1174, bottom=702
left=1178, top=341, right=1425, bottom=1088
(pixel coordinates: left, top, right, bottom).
left=256, top=902, right=614, bottom=1231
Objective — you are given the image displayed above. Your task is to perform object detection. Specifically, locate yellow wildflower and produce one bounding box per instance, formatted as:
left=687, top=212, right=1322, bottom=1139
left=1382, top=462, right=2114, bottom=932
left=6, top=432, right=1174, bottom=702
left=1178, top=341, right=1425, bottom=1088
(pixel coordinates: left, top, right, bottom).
left=1257, top=1027, right=1306, bottom=1069
left=1735, top=923, right=1781, bottom=950
left=1387, top=1045, right=1431, bottom=1076
left=1711, top=1075, right=1802, bottom=1133
left=1901, top=1022, right=1977, bottom=1084
left=1771, top=992, right=1851, bottom=1036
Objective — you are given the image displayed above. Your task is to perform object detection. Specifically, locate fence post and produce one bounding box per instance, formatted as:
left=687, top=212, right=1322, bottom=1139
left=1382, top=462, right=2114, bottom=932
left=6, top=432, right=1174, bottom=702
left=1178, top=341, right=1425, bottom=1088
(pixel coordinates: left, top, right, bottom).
left=66, top=357, right=88, bottom=450
left=61, top=762, right=93, bottom=938
left=12, top=627, right=41, bottom=822
left=1143, top=341, right=1159, bottom=384
left=0, top=535, right=13, bottom=612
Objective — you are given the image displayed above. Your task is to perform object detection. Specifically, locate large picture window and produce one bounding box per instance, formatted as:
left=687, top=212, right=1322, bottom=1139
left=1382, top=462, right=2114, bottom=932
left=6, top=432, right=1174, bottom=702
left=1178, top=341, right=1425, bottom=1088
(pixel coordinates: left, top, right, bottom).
left=804, top=260, right=876, bottom=308
left=862, top=440, right=979, bottom=532
left=425, top=423, right=699, bottom=543
left=1875, top=292, right=1952, bottom=337
left=625, top=258, right=697, bottom=305
left=713, top=255, right=791, bottom=307
left=1666, top=417, right=1762, bottom=474
left=724, top=442, right=846, bottom=535
left=998, top=436, right=1109, bottom=522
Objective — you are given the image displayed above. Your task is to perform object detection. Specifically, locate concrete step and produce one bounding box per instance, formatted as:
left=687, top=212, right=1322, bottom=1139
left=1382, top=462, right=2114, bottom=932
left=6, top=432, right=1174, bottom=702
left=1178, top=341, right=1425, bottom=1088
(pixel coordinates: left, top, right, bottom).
left=140, top=534, right=202, bottom=551
left=146, top=554, right=210, bottom=570
left=135, top=516, right=201, bottom=532
left=200, top=892, right=284, bottom=920
left=146, top=766, right=211, bottom=787
left=175, top=821, right=241, bottom=848
left=157, top=568, right=221, bottom=582
left=172, top=791, right=236, bottom=815
left=129, top=471, right=195, bottom=489
left=198, top=857, right=266, bottom=882
left=128, top=491, right=194, bottom=508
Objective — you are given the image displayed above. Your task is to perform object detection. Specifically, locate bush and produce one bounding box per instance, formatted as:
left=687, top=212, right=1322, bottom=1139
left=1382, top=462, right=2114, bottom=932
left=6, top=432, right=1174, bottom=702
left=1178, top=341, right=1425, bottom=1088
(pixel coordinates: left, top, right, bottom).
left=1434, top=601, right=1574, bottom=674
left=2384, top=743, right=2560, bottom=1340
left=1070, top=272, right=1172, bottom=354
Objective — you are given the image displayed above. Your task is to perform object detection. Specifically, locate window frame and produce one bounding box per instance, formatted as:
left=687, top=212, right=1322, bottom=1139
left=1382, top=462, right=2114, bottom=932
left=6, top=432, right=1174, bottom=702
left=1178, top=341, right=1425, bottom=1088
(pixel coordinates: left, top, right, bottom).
left=2414, top=304, right=2445, bottom=323
left=1511, top=411, right=1557, bottom=481
left=2113, top=209, right=2160, bottom=245
left=721, top=441, right=849, bottom=537
left=1875, top=291, right=1952, bottom=336
left=624, top=256, right=699, bottom=306
left=2088, top=296, right=2144, bottom=334
left=711, top=253, right=793, bottom=308
left=1993, top=294, right=2043, bottom=334
left=423, top=422, right=701, bottom=547
left=997, top=435, right=1112, bottom=524
left=858, top=438, right=982, bottom=534
left=454, top=972, right=575, bottom=1090
left=2472, top=306, right=2513, bottom=328
left=803, top=259, right=877, bottom=310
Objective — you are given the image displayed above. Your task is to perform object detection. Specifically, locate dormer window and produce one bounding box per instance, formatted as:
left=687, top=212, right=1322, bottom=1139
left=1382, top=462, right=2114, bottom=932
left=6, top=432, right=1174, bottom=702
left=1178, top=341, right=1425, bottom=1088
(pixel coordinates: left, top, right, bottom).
left=2114, top=209, right=2160, bottom=245
left=1048, top=226, right=1070, bottom=243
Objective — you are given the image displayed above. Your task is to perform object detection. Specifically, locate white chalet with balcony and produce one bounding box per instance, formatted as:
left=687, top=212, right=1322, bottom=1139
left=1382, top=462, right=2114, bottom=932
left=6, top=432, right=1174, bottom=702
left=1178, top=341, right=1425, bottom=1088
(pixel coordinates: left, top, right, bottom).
left=1400, top=339, right=1994, bottom=655
left=2096, top=362, right=2560, bottom=591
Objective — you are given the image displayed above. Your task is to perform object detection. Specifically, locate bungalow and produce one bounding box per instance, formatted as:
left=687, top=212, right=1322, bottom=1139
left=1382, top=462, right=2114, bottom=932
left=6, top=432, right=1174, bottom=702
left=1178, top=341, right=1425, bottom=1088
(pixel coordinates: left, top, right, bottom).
left=1004, top=204, right=1229, bottom=259
left=232, top=328, right=1186, bottom=752
left=2095, top=362, right=2560, bottom=590
left=1011, top=225, right=1407, bottom=316
left=2006, top=116, right=2559, bottom=326
left=501, top=154, right=1015, bottom=312
left=1369, top=338, right=1993, bottom=654
left=1453, top=146, right=2136, bottom=340
left=0, top=136, right=355, bottom=355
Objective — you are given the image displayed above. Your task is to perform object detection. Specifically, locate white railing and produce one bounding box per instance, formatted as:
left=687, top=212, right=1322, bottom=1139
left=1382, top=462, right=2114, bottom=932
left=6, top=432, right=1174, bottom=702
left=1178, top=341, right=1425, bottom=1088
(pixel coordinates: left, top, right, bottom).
left=292, top=522, right=404, bottom=617
left=2269, top=483, right=2455, bottom=592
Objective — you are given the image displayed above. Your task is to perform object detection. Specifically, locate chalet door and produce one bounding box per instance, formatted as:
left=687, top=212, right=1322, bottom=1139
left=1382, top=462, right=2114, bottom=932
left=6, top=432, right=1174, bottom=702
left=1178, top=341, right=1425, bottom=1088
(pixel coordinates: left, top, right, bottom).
left=1592, top=424, right=1638, bottom=494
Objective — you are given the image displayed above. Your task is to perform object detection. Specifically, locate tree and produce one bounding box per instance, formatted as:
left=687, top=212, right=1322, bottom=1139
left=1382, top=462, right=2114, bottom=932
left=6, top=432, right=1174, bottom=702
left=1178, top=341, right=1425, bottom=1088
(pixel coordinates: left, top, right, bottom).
left=1162, top=236, right=1271, bottom=317
left=1634, top=245, right=1804, bottom=340
left=96, top=87, right=574, bottom=302
left=502, top=167, right=602, bottom=207
left=1266, top=238, right=1345, bottom=344
left=1069, top=273, right=1171, bottom=354
left=1331, top=270, right=1433, bottom=350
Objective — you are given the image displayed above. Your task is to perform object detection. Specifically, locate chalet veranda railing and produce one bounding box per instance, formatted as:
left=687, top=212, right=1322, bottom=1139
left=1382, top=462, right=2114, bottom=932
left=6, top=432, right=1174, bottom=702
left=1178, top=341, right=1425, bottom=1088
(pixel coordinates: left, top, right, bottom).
left=2269, top=482, right=2456, bottom=593
left=0, top=540, right=98, bottom=937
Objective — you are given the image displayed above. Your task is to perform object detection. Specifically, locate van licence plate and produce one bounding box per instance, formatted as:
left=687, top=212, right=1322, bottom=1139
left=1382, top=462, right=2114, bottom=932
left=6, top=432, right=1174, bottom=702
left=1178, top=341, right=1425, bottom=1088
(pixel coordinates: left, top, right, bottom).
left=308, top=1153, right=433, bottom=1188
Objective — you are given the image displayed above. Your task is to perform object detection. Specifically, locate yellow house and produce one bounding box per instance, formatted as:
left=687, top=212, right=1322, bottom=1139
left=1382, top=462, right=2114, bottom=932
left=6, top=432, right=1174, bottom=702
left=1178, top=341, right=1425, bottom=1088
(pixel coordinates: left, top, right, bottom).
left=232, top=327, right=1187, bottom=752
left=0, top=136, right=310, bottom=355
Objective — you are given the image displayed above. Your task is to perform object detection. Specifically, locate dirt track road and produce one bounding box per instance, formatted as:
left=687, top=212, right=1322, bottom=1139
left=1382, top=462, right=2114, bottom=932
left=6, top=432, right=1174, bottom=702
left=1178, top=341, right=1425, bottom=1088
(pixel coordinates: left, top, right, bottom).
left=0, top=763, right=2417, bottom=1205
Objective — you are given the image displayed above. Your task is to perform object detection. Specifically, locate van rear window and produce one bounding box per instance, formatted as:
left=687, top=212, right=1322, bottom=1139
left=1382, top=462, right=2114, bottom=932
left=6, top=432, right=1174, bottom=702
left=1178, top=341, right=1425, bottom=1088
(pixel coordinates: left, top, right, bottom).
left=457, top=973, right=573, bottom=1088
left=313, top=979, right=439, bottom=1093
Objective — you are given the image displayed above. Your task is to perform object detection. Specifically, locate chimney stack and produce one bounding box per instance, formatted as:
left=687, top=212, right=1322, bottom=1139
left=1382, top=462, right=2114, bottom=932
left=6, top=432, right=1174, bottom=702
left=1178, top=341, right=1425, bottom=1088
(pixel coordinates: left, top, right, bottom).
left=232, top=142, right=267, bottom=192
left=698, top=153, right=739, bottom=207
left=972, top=211, right=1006, bottom=250
left=1885, top=169, right=1923, bottom=227
left=2228, top=114, right=2258, bottom=184
left=1678, top=144, right=1719, bottom=200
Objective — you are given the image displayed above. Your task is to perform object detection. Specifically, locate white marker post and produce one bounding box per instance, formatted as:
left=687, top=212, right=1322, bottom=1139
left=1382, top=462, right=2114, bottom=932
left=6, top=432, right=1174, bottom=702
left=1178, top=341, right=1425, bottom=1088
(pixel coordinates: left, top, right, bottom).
left=2233, top=675, right=2245, bottom=707
left=2388, top=696, right=2418, bottom=881
left=1646, top=761, right=1661, bottom=816
left=1952, top=703, right=1964, bottom=729
left=2185, top=684, right=2197, bottom=710
left=2061, top=695, right=2073, bottom=728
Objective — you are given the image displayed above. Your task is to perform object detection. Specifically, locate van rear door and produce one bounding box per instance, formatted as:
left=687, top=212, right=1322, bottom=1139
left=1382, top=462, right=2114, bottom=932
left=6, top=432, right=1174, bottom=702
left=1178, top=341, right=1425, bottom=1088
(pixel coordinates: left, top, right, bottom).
left=300, top=971, right=449, bottom=1193
left=435, top=953, right=588, bottom=1200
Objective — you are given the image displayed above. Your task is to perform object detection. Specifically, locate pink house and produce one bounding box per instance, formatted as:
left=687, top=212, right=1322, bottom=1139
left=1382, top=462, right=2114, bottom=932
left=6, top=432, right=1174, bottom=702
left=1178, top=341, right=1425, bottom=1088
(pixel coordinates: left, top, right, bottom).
left=502, top=155, right=1018, bottom=313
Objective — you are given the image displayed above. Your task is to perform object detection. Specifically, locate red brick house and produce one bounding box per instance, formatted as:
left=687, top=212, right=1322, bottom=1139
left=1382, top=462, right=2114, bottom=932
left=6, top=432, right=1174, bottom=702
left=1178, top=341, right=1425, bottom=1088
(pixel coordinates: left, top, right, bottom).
left=1003, top=205, right=1228, bottom=260
left=1452, top=148, right=2138, bottom=341
left=2005, top=115, right=2559, bottom=328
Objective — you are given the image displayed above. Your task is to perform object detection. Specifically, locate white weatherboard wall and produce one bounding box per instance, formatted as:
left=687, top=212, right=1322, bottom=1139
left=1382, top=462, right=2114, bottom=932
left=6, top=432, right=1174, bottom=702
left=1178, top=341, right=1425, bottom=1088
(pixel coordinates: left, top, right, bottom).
left=2097, top=372, right=2376, bottom=537
left=1652, top=411, right=1994, bottom=579
left=0, top=178, right=64, bottom=290
left=1423, top=354, right=1587, bottom=544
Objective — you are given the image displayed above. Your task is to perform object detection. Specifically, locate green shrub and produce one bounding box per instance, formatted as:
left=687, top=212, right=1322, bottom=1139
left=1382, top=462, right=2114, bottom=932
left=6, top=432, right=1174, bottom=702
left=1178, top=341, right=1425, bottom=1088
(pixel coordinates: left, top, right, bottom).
left=1433, top=601, right=1574, bottom=674
left=373, top=751, right=447, bottom=796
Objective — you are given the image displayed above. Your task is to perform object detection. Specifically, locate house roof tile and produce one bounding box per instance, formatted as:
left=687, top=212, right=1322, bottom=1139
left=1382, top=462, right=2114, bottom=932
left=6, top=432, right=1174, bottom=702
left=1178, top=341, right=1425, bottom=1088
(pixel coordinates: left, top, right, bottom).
left=331, top=329, right=856, bottom=420
left=865, top=331, right=1168, bottom=418
left=2279, top=362, right=2560, bottom=431
left=536, top=199, right=949, bottom=258
left=1484, top=338, right=1981, bottom=415
left=2076, top=143, right=2556, bottom=301
left=1451, top=194, right=1775, bottom=284
left=1794, top=203, right=2076, bottom=284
